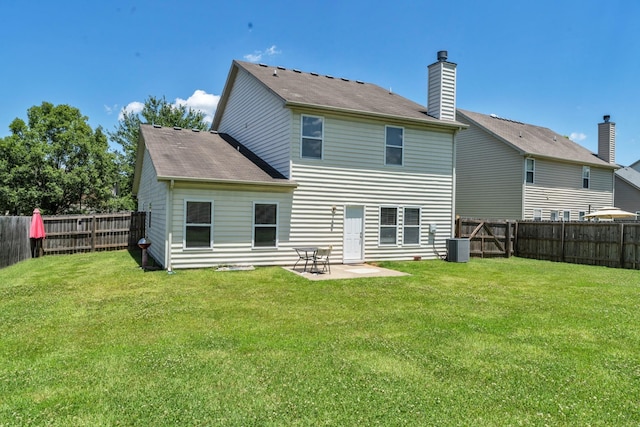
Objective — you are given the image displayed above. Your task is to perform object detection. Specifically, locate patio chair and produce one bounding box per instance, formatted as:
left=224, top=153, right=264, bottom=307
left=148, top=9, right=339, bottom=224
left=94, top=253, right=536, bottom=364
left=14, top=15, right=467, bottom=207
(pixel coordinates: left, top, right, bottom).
left=313, top=246, right=332, bottom=274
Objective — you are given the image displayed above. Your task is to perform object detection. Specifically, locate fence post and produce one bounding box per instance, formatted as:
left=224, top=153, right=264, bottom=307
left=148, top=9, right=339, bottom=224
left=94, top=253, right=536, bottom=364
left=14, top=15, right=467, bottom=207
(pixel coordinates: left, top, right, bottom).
left=91, top=215, right=96, bottom=252
left=620, top=223, right=625, bottom=269
left=505, top=221, right=511, bottom=258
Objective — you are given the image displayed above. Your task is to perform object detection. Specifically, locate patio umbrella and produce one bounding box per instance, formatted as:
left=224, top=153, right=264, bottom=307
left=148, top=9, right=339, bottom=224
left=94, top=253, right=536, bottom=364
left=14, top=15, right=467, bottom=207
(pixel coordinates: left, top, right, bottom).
left=29, top=208, right=46, bottom=257
left=583, top=206, right=637, bottom=219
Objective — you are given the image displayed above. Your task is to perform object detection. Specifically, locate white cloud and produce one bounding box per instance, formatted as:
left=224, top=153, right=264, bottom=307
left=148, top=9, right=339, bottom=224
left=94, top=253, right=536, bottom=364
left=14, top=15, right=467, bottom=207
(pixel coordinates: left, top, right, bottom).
left=175, top=90, right=220, bottom=124
left=244, top=45, right=281, bottom=63
left=118, top=91, right=219, bottom=125
left=104, top=104, right=118, bottom=115
left=570, top=132, right=587, bottom=142
left=118, top=101, right=144, bottom=120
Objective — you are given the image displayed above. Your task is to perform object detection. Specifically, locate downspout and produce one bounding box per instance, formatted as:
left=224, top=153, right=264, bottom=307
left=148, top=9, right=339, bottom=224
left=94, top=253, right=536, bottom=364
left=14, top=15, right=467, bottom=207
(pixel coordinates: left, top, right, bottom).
left=166, top=179, right=174, bottom=273
left=451, top=127, right=462, bottom=238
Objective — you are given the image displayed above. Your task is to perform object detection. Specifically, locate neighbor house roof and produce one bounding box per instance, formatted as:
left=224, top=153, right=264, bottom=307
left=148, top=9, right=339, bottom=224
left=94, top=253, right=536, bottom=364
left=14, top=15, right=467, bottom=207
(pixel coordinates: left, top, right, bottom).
left=212, top=60, right=467, bottom=130
left=133, top=124, right=295, bottom=193
left=457, top=109, right=618, bottom=169
left=615, top=166, right=640, bottom=190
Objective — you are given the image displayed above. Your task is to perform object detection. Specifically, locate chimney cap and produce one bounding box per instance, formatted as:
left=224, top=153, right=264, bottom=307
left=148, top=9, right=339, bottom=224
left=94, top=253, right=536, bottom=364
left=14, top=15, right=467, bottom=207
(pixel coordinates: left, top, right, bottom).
left=437, top=50, right=448, bottom=62
left=603, top=114, right=610, bottom=123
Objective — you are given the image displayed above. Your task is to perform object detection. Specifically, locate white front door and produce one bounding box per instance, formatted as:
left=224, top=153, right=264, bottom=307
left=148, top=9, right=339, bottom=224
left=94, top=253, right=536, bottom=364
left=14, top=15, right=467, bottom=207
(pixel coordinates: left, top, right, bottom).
left=343, top=205, right=364, bottom=263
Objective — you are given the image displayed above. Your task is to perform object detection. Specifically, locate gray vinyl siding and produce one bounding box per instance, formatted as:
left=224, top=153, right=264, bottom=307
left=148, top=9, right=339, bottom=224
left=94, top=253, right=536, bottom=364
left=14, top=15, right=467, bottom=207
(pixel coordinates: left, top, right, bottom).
left=217, top=68, right=292, bottom=177
left=290, top=113, right=455, bottom=262
left=167, top=183, right=294, bottom=269
left=136, top=149, right=168, bottom=267
left=614, top=176, right=640, bottom=213
left=524, top=158, right=614, bottom=220
left=163, top=113, right=456, bottom=267
left=455, top=119, right=523, bottom=219
left=428, top=62, right=456, bottom=121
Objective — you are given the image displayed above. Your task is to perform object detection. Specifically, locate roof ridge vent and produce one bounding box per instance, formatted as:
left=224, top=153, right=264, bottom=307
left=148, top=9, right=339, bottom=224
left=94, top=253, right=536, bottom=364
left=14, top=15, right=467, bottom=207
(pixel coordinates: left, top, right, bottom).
left=152, top=124, right=162, bottom=128
left=293, top=69, right=301, bottom=73
left=325, top=75, right=334, bottom=79
left=340, top=77, right=349, bottom=81
left=356, top=80, right=364, bottom=84
left=173, top=126, right=182, bottom=130
left=192, top=128, right=200, bottom=132
left=258, top=63, right=267, bottom=67
left=209, top=130, right=218, bottom=134
left=277, top=66, right=286, bottom=70
left=310, top=72, right=319, bottom=76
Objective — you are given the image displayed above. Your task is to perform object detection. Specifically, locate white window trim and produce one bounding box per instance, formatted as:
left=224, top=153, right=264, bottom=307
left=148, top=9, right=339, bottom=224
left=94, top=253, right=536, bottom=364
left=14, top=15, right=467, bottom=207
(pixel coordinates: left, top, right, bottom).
left=252, top=201, right=279, bottom=249
left=402, top=206, right=421, bottom=246
left=582, top=166, right=590, bottom=189
left=579, top=211, right=586, bottom=221
left=300, top=114, right=324, bottom=160
left=550, top=210, right=560, bottom=221
left=385, top=125, right=404, bottom=166
left=379, top=206, right=399, bottom=246
left=183, top=199, right=214, bottom=250
left=533, top=208, right=542, bottom=221
left=525, top=158, right=535, bottom=184
left=562, top=210, right=571, bottom=222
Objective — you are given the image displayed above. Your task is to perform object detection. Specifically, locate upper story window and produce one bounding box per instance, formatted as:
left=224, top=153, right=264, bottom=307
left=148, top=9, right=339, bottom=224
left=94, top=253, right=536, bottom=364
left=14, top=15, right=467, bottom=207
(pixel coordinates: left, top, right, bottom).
left=385, top=126, right=404, bottom=166
left=525, top=158, right=535, bottom=184
left=253, top=202, right=278, bottom=248
left=301, top=115, right=323, bottom=159
left=185, top=201, right=213, bottom=249
left=582, top=166, right=590, bottom=189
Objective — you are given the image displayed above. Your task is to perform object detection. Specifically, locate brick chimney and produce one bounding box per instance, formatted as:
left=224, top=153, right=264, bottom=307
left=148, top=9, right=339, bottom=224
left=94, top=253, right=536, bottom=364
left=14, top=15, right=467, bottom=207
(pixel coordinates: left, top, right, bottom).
left=427, top=50, right=457, bottom=121
left=597, top=115, right=615, bottom=164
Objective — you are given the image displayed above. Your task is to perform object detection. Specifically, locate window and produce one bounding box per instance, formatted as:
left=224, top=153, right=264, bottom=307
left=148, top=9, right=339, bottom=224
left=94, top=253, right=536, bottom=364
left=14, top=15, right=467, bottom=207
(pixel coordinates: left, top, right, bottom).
left=385, top=126, right=404, bottom=166
left=533, top=209, right=542, bottom=221
left=301, top=115, right=323, bottom=159
left=403, top=207, right=421, bottom=245
left=582, top=166, right=590, bottom=189
left=563, top=210, right=571, bottom=221
left=185, top=201, right=213, bottom=249
left=525, top=158, right=535, bottom=183
left=379, top=207, right=398, bottom=245
left=579, top=211, right=586, bottom=221
left=254, top=203, right=278, bottom=248
left=550, top=210, right=559, bottom=221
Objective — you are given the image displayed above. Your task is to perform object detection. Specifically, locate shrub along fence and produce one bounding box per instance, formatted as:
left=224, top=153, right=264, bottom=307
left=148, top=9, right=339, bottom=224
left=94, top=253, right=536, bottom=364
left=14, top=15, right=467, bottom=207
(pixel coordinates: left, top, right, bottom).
left=0, top=212, right=146, bottom=269
left=456, top=218, right=640, bottom=270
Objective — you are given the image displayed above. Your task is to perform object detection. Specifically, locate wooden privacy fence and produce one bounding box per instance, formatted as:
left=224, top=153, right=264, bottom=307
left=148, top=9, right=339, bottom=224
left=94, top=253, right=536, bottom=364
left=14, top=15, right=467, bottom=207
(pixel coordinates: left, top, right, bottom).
left=0, top=212, right=146, bottom=269
left=43, top=212, right=146, bottom=255
left=0, top=216, right=32, bottom=269
left=457, top=218, right=640, bottom=270
left=516, top=221, right=640, bottom=269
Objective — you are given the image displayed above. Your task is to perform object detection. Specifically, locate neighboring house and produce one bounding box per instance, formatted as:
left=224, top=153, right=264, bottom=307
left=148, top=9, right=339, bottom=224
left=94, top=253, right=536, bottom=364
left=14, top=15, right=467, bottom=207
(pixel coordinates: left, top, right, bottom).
left=455, top=111, right=618, bottom=221
left=614, top=162, right=640, bottom=217
left=133, top=52, right=467, bottom=270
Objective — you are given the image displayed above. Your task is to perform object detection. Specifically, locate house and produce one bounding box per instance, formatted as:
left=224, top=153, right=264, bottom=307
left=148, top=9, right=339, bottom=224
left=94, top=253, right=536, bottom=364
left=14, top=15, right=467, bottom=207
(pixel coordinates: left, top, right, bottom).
left=455, top=111, right=618, bottom=221
left=133, top=51, right=467, bottom=270
left=614, top=160, right=640, bottom=217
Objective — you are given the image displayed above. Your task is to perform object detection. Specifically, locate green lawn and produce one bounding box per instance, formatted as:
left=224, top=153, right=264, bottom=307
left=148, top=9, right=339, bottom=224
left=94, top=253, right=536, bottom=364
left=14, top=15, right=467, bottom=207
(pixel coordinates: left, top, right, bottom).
left=1, top=251, right=639, bottom=426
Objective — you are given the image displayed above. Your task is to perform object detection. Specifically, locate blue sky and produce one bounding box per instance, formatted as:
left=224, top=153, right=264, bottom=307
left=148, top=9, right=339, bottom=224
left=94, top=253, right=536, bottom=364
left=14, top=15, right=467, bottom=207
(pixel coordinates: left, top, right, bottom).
left=2, top=0, right=639, bottom=165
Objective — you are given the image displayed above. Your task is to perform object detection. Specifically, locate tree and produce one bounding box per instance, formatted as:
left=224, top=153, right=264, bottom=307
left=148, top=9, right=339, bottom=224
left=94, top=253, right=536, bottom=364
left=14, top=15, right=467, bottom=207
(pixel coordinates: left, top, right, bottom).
left=0, top=102, right=117, bottom=215
left=108, top=96, right=209, bottom=208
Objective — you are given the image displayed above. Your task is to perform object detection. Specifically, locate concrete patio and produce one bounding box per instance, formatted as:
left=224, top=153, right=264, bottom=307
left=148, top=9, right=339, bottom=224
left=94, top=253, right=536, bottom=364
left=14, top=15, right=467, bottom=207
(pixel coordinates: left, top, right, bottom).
left=284, top=263, right=410, bottom=281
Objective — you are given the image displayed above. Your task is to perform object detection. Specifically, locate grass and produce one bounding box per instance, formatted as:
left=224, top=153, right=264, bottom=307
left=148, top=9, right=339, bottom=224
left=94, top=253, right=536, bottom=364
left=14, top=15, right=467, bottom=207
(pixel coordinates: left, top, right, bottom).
left=1, top=251, right=639, bottom=426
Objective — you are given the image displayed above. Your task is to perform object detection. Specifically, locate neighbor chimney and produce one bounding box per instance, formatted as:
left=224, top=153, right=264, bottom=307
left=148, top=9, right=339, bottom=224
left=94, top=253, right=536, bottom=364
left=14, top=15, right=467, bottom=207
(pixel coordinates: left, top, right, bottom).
left=427, top=50, right=457, bottom=121
left=597, top=115, right=615, bottom=164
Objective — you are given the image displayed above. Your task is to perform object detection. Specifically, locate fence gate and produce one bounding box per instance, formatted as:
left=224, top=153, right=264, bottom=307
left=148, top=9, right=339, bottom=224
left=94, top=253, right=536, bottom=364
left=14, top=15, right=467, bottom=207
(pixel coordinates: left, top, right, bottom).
left=455, top=218, right=515, bottom=258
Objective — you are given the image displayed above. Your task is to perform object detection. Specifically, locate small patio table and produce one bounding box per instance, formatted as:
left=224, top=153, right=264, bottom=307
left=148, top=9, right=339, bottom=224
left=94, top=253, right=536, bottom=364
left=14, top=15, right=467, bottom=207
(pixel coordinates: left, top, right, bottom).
left=293, top=247, right=318, bottom=272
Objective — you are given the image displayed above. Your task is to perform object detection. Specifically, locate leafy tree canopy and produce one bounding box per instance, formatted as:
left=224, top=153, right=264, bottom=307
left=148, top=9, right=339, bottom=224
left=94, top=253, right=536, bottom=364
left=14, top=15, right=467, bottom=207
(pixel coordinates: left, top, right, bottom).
left=108, top=96, right=209, bottom=205
left=0, top=102, right=117, bottom=215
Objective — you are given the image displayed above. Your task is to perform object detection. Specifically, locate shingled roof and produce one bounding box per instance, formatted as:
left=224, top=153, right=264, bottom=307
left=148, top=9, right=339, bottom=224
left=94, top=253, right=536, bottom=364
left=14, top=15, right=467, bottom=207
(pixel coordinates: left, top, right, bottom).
left=616, top=166, right=640, bottom=190
left=212, top=60, right=466, bottom=129
left=134, top=124, right=295, bottom=190
left=457, top=109, right=617, bottom=169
